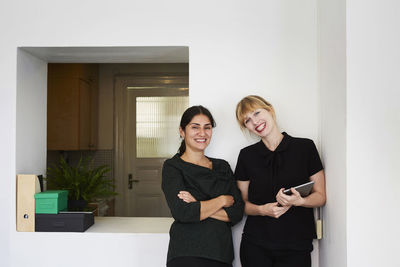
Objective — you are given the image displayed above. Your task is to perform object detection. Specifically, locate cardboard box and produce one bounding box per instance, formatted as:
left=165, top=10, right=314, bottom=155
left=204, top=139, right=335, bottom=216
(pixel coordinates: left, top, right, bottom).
left=35, top=212, right=94, bottom=232
left=34, top=190, right=68, bottom=214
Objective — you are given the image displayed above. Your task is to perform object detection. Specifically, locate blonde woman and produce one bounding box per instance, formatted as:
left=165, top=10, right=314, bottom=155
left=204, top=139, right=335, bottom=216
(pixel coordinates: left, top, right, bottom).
left=234, top=95, right=326, bottom=267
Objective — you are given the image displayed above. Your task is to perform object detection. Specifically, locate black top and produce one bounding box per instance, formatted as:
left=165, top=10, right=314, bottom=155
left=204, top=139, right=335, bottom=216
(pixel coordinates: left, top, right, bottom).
left=162, top=154, right=244, bottom=264
left=234, top=133, right=323, bottom=250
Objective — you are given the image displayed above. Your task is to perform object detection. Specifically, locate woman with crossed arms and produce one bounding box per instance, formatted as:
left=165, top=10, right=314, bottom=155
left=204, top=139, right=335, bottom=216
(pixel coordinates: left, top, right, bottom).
left=162, top=105, right=244, bottom=267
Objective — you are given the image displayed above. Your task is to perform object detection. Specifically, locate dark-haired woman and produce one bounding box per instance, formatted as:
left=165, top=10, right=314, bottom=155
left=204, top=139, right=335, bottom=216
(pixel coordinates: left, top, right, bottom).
left=234, top=95, right=326, bottom=267
left=162, top=105, right=244, bottom=267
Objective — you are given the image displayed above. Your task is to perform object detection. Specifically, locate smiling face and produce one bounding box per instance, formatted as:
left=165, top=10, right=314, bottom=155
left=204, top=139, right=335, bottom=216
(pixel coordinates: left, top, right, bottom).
left=179, top=114, right=213, bottom=153
left=243, top=108, right=277, bottom=138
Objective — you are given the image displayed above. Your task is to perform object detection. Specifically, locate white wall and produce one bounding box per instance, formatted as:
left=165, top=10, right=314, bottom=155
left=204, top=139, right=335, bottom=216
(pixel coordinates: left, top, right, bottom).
left=12, top=49, right=48, bottom=266
left=347, top=1, right=400, bottom=266
left=11, top=232, right=169, bottom=267
left=0, top=45, right=16, bottom=267
left=16, top=49, right=48, bottom=175
left=318, top=0, right=347, bottom=267
left=1, top=1, right=320, bottom=266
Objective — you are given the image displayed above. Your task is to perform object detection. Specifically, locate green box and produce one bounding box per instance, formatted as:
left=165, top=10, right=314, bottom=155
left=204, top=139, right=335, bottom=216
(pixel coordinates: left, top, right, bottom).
left=35, top=190, right=68, bottom=214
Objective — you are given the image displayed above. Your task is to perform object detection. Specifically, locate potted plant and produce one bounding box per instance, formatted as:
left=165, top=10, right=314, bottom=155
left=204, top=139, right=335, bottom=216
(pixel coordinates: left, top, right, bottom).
left=45, top=156, right=117, bottom=210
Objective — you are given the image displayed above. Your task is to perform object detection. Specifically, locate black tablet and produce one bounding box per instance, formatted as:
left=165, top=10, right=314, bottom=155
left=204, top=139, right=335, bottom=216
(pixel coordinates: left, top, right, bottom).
left=283, top=181, right=315, bottom=197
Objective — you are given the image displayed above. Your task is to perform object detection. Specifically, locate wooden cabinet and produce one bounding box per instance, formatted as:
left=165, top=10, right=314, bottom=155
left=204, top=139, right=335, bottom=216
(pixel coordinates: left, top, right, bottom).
left=47, top=64, right=99, bottom=150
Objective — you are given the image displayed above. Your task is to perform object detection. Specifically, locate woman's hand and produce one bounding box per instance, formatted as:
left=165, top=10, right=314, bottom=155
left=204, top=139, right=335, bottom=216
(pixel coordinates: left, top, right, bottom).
left=259, top=202, right=291, bottom=218
left=177, top=192, right=234, bottom=221
left=238, top=180, right=289, bottom=217
left=218, top=195, right=234, bottom=207
left=178, top=191, right=234, bottom=208
left=177, top=191, right=197, bottom=203
left=276, top=188, right=305, bottom=207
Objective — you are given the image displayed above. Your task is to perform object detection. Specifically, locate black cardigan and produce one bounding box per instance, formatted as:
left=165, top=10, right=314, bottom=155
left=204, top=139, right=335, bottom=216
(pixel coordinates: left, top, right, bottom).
left=162, top=154, right=244, bottom=264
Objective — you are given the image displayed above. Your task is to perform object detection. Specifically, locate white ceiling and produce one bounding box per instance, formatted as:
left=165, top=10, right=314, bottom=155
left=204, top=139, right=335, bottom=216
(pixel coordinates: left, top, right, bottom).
left=20, top=46, right=189, bottom=63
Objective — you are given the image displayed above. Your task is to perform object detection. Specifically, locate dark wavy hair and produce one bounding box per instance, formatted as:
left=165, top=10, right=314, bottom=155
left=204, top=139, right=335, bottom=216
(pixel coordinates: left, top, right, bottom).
left=178, top=105, right=216, bottom=155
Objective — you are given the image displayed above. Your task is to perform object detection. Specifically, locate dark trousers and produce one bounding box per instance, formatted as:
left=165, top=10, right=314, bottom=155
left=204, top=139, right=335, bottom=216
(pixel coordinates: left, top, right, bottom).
left=167, top=257, right=233, bottom=267
left=240, top=238, right=311, bottom=267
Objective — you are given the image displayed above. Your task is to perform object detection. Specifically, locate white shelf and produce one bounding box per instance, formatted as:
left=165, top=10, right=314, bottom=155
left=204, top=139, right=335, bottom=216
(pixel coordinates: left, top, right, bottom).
left=85, top=217, right=174, bottom=234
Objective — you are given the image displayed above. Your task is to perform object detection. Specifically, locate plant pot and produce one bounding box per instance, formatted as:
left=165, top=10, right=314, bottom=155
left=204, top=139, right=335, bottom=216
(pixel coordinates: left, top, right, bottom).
left=68, top=199, right=88, bottom=210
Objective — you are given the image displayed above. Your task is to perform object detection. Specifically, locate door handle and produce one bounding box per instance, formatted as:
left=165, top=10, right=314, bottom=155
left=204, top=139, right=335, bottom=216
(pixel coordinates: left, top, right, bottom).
left=128, top=174, right=139, bottom=189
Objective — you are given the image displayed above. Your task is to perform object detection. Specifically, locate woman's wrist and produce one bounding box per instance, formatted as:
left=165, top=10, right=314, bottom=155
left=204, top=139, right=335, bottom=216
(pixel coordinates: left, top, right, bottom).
left=257, top=203, right=268, bottom=216
left=296, top=197, right=306, bottom=207
left=217, top=195, right=226, bottom=208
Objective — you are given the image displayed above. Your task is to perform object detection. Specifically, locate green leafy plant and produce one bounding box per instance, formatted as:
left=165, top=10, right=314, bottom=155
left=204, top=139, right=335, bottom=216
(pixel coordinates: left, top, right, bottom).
left=45, top=156, right=117, bottom=203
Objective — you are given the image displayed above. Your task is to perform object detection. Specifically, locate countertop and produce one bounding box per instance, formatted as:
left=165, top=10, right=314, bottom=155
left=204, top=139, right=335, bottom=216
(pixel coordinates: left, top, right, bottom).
left=85, top=216, right=174, bottom=233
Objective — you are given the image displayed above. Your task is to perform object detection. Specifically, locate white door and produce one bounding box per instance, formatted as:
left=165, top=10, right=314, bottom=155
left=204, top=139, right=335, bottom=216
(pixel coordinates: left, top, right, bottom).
left=114, top=75, right=188, bottom=217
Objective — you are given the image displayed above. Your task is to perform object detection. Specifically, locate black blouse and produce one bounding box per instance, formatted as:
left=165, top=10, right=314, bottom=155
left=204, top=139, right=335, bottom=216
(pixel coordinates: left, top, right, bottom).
left=162, top=154, right=244, bottom=263
left=234, top=133, right=323, bottom=250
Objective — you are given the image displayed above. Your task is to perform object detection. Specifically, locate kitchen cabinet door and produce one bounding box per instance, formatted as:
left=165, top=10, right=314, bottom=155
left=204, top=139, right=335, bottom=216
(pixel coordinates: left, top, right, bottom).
left=47, top=64, right=98, bottom=151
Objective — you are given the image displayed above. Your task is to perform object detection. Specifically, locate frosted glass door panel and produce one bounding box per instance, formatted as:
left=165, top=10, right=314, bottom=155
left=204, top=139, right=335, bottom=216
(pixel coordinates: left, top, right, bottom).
left=136, top=96, right=188, bottom=158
